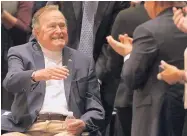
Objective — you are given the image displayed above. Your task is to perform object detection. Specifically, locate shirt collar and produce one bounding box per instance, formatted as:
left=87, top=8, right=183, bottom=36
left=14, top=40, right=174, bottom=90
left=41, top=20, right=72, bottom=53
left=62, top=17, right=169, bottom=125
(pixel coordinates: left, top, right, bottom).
left=38, top=42, right=62, bottom=61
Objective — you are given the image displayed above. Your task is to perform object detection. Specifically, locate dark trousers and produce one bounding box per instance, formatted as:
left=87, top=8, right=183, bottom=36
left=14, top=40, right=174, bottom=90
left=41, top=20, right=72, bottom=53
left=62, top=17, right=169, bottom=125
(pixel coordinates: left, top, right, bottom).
left=100, top=94, right=114, bottom=136
left=160, top=91, right=185, bottom=136
left=182, top=110, right=187, bottom=136
left=114, top=107, right=132, bottom=136
left=100, top=79, right=120, bottom=135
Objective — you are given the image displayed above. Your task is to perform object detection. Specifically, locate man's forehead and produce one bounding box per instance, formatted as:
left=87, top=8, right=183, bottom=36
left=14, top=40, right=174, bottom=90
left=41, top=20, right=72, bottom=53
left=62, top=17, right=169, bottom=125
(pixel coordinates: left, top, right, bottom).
left=46, top=19, right=66, bottom=25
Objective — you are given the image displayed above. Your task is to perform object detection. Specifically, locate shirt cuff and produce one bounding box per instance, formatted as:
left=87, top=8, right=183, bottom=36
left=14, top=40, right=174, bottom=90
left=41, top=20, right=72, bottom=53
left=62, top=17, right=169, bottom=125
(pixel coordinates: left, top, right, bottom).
left=124, top=54, right=131, bottom=63
left=98, top=79, right=102, bottom=85
left=31, top=71, right=37, bottom=83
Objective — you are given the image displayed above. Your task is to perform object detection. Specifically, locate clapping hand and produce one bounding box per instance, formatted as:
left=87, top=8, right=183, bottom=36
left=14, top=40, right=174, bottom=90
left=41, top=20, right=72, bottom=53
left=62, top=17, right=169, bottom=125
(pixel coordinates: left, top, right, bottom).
left=173, top=6, right=187, bottom=33
left=107, top=34, right=133, bottom=57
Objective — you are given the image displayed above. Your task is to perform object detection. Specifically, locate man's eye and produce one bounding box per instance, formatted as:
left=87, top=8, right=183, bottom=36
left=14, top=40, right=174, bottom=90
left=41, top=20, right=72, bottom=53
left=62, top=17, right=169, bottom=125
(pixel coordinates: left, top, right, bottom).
left=60, top=23, right=66, bottom=27
left=50, top=25, right=56, bottom=28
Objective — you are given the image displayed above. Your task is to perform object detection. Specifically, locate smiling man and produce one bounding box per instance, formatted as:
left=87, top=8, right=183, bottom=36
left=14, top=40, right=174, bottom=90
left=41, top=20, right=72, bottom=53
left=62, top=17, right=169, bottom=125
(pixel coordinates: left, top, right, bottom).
left=2, top=5, right=104, bottom=136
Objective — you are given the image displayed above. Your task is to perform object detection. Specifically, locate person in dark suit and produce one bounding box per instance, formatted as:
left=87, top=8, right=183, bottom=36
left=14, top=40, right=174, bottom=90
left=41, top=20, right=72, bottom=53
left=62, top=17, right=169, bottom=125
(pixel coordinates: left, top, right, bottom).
left=173, top=6, right=187, bottom=136
left=2, top=5, right=104, bottom=136
left=107, top=1, right=187, bottom=136
left=158, top=6, right=187, bottom=136
left=100, top=3, right=150, bottom=136
left=46, top=1, right=130, bottom=133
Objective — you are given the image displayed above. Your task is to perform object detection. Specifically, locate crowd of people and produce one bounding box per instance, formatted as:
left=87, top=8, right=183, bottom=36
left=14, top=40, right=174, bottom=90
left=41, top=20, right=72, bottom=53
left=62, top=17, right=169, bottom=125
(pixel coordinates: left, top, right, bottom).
left=1, top=1, right=187, bottom=136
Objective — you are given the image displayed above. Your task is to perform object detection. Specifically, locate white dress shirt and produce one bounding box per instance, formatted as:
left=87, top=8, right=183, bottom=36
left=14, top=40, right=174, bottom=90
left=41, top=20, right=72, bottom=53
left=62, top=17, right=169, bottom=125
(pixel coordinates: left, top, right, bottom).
left=39, top=45, right=69, bottom=115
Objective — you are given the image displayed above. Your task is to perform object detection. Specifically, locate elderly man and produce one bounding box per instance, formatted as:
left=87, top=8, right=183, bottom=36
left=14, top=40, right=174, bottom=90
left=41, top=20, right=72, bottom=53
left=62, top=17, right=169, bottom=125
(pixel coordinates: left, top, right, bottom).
left=2, top=5, right=104, bottom=136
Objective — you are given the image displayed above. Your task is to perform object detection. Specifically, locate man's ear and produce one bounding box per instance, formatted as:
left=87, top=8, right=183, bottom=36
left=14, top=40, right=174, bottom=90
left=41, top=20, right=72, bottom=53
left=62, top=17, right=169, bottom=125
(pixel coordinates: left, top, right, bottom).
left=32, top=28, right=39, bottom=39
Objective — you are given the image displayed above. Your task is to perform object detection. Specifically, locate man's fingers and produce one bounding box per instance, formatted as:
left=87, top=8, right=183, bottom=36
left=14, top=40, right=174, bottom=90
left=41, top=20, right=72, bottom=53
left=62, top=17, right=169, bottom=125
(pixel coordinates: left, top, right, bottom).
left=174, top=13, right=183, bottom=25
left=47, top=67, right=69, bottom=80
left=50, top=75, right=67, bottom=80
left=157, top=73, right=162, bottom=80
left=160, top=60, right=170, bottom=69
left=119, top=34, right=132, bottom=45
left=183, top=6, right=187, bottom=13
left=128, top=37, right=133, bottom=45
left=68, top=120, right=82, bottom=128
left=173, top=7, right=177, bottom=13
left=177, top=17, right=184, bottom=30
left=51, top=73, right=67, bottom=79
left=173, top=8, right=182, bottom=20
left=119, top=35, right=125, bottom=43
left=107, top=36, right=119, bottom=48
left=124, top=34, right=128, bottom=37
left=60, top=66, right=69, bottom=72
left=173, top=9, right=183, bottom=24
left=56, top=67, right=69, bottom=73
left=53, top=68, right=69, bottom=75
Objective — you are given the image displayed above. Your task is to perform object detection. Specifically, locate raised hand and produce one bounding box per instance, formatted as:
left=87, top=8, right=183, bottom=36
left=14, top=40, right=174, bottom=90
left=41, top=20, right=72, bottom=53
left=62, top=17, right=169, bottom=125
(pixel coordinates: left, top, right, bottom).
left=107, top=34, right=133, bottom=56
left=32, top=66, right=69, bottom=81
left=173, top=6, right=187, bottom=33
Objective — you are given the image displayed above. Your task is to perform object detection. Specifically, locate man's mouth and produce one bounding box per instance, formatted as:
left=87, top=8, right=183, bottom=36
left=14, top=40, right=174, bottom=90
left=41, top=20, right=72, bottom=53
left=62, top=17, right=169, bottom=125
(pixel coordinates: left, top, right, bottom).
left=52, top=37, right=64, bottom=40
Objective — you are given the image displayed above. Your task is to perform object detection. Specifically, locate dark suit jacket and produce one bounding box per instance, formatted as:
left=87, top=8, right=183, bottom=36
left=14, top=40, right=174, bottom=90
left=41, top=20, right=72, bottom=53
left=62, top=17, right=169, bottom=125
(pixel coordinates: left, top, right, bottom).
left=96, top=4, right=150, bottom=106
left=2, top=41, right=105, bottom=135
left=115, top=8, right=187, bottom=136
left=47, top=1, right=130, bottom=62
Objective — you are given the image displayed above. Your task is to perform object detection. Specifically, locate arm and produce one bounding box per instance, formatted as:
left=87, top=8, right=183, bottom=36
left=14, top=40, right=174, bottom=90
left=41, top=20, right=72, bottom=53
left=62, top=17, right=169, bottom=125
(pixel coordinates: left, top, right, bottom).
left=3, top=47, right=36, bottom=94
left=2, top=1, right=34, bottom=32
left=106, top=4, right=149, bottom=79
left=119, top=25, right=158, bottom=91
left=3, top=47, right=69, bottom=94
left=81, top=58, right=105, bottom=134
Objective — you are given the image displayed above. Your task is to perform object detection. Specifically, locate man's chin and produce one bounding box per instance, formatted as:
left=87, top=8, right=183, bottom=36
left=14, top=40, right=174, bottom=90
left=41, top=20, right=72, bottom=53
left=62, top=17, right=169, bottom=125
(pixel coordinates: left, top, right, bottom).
left=53, top=42, right=66, bottom=47
left=57, top=44, right=65, bottom=49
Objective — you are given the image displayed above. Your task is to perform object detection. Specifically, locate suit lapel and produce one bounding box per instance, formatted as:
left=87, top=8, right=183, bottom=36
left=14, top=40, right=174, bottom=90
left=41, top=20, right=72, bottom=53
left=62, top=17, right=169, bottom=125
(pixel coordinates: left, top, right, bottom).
left=32, top=42, right=45, bottom=70
left=32, top=42, right=46, bottom=94
left=94, top=2, right=109, bottom=33
left=72, top=1, right=82, bottom=21
left=63, top=47, right=74, bottom=104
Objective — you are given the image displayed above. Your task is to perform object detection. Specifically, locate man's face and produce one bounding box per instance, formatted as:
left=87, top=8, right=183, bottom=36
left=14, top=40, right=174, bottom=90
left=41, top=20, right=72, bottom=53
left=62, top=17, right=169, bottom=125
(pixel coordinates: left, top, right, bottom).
left=35, top=10, right=68, bottom=51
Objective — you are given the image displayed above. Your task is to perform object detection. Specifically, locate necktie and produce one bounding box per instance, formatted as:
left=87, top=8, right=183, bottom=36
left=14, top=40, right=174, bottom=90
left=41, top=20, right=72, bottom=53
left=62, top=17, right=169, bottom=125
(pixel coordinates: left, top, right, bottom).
left=78, top=1, right=98, bottom=57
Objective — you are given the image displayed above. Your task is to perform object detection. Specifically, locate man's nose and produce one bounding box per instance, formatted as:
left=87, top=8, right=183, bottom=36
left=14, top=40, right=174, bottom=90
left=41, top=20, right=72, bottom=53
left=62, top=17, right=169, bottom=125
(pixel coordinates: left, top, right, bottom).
left=55, top=26, right=62, bottom=33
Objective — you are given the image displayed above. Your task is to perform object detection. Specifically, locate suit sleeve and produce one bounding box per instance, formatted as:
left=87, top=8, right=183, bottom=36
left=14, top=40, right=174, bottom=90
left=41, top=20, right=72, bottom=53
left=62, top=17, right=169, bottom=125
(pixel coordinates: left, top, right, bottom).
left=115, top=25, right=158, bottom=107
left=80, top=58, right=105, bottom=134
left=119, top=25, right=158, bottom=92
left=3, top=47, right=37, bottom=94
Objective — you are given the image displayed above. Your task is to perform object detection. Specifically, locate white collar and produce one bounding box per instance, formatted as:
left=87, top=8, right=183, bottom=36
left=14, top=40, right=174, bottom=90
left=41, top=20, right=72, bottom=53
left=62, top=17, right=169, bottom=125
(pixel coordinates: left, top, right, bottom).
left=38, top=43, right=62, bottom=61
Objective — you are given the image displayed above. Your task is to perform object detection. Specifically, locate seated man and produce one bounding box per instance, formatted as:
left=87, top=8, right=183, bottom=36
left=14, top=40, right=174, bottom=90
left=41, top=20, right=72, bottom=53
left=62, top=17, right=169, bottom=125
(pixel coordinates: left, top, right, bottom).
left=2, top=5, right=104, bottom=136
